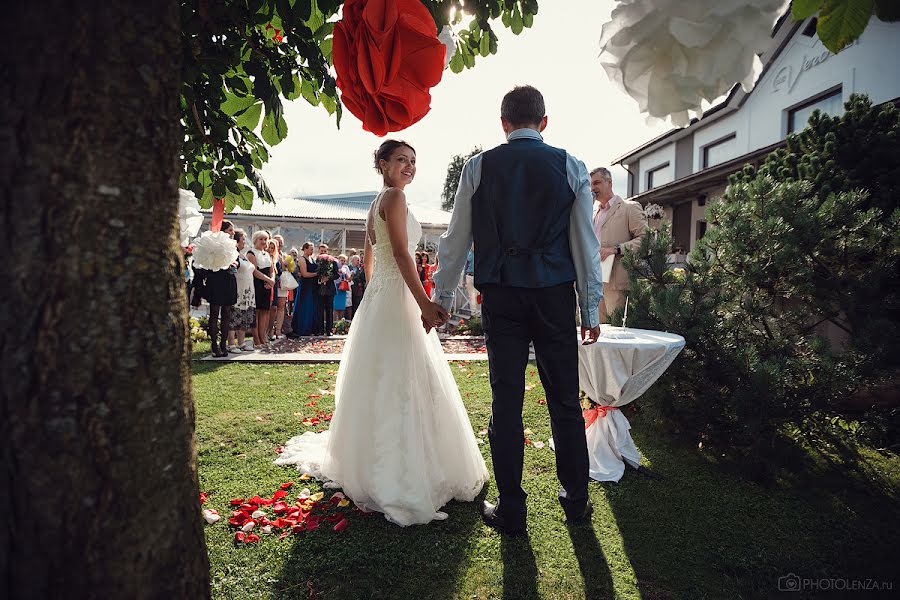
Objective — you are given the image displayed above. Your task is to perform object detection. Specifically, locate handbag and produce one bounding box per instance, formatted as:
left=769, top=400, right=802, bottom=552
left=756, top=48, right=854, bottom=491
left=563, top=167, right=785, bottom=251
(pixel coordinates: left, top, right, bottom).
left=279, top=270, right=299, bottom=291
left=338, top=279, right=350, bottom=292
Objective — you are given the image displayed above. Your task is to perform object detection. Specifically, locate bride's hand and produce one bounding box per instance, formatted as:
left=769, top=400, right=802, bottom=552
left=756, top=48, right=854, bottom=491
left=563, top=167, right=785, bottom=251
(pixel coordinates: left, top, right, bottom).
left=420, top=301, right=449, bottom=331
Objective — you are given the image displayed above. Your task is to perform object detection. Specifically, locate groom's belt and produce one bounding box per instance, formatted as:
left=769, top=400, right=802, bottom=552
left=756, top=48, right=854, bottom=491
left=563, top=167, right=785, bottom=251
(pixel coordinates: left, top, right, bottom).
left=505, top=247, right=547, bottom=256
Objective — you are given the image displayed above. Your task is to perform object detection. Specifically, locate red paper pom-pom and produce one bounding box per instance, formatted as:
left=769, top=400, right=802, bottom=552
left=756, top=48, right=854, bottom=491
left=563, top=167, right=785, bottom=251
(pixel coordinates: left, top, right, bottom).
left=333, top=0, right=446, bottom=136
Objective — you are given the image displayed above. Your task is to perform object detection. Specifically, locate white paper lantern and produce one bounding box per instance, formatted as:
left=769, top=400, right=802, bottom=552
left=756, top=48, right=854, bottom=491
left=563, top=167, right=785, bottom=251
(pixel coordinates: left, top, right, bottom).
left=599, top=0, right=790, bottom=126
left=191, top=231, right=238, bottom=271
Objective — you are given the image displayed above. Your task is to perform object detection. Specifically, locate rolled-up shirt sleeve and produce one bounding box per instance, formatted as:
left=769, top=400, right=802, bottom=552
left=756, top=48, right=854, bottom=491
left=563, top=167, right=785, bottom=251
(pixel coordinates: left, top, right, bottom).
left=566, top=155, right=603, bottom=327
left=433, top=154, right=481, bottom=312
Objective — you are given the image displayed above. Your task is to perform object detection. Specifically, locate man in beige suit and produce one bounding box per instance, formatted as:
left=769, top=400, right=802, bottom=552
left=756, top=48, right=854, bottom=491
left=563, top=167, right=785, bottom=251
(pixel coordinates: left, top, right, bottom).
left=590, top=167, right=648, bottom=323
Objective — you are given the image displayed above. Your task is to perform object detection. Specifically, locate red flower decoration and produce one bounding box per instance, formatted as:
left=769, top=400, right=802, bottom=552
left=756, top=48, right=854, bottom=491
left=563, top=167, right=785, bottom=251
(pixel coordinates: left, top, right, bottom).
left=333, top=0, right=446, bottom=136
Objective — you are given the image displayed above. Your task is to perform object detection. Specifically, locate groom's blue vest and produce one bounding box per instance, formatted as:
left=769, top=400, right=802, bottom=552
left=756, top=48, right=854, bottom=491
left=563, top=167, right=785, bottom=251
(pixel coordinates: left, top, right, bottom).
left=471, top=137, right=577, bottom=289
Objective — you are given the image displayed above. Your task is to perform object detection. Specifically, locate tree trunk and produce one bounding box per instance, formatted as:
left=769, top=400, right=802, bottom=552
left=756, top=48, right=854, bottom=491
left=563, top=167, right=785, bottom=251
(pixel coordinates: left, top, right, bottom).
left=1, top=2, right=210, bottom=598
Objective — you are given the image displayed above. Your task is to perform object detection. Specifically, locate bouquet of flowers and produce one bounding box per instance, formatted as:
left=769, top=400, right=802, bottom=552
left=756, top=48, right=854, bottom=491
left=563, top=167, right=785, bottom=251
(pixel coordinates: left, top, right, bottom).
left=644, top=203, right=665, bottom=220
left=317, top=256, right=334, bottom=296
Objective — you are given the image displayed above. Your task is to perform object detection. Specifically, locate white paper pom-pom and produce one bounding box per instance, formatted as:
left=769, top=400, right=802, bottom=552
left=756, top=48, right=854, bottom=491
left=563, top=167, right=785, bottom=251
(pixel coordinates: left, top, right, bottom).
left=191, top=231, right=238, bottom=271
left=178, top=189, right=204, bottom=247
left=439, top=26, right=457, bottom=69
left=599, top=0, right=789, bottom=127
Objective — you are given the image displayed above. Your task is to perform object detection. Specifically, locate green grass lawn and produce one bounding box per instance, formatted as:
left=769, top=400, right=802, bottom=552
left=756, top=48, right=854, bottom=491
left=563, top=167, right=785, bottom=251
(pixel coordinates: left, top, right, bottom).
left=193, top=358, right=900, bottom=600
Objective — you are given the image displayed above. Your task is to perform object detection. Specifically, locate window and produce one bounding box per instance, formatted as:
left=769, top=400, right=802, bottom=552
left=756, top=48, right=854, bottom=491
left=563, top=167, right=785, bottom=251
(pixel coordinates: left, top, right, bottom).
left=788, top=88, right=843, bottom=133
left=802, top=18, right=818, bottom=37
left=696, top=220, right=707, bottom=241
left=702, top=134, right=737, bottom=169
left=646, top=162, right=671, bottom=190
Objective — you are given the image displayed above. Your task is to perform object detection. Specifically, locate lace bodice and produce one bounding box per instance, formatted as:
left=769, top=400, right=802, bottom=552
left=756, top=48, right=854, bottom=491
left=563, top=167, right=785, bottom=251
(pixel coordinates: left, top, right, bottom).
left=370, top=188, right=422, bottom=282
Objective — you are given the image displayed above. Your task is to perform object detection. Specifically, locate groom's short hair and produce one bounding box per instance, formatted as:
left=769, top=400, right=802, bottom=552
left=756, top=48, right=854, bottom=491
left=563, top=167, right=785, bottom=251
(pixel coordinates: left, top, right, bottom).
left=501, top=86, right=545, bottom=128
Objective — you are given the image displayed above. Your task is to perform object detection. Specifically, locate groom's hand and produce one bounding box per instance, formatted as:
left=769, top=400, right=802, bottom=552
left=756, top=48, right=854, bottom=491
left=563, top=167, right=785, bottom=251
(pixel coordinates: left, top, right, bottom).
left=421, top=301, right=450, bottom=332
left=581, top=326, right=600, bottom=345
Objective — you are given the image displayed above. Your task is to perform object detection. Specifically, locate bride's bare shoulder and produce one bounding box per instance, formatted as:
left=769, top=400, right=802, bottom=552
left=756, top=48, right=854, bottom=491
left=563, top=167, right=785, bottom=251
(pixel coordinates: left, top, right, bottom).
left=379, top=187, right=406, bottom=217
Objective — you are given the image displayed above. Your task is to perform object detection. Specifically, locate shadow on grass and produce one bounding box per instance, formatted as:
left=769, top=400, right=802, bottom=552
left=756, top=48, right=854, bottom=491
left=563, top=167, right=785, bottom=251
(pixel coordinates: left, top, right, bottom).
left=602, top=413, right=900, bottom=599
left=271, top=493, right=485, bottom=600
left=566, top=522, right=615, bottom=600
left=500, top=534, right=540, bottom=600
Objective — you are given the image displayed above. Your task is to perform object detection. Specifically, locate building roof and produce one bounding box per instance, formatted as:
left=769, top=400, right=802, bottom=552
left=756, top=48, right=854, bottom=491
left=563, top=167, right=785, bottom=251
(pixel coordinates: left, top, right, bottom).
left=209, top=191, right=452, bottom=228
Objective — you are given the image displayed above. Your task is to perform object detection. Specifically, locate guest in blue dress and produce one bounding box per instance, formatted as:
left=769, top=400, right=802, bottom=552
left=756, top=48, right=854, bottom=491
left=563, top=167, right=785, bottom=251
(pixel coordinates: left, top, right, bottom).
left=291, top=242, right=319, bottom=335
left=333, top=255, right=351, bottom=322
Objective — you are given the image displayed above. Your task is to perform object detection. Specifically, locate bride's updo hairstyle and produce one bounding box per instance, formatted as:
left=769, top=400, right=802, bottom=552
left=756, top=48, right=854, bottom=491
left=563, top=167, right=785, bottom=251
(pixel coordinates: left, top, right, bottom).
left=374, top=140, right=415, bottom=174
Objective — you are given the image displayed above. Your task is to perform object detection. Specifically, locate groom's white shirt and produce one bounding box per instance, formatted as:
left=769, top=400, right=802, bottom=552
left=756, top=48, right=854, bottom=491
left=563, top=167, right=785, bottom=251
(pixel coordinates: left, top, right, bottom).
left=432, top=128, right=604, bottom=328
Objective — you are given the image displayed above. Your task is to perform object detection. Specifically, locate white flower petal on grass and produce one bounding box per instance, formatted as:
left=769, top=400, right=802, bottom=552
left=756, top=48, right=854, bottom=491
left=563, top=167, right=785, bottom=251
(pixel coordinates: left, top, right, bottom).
left=532, top=441, right=545, bottom=450
left=202, top=509, right=221, bottom=524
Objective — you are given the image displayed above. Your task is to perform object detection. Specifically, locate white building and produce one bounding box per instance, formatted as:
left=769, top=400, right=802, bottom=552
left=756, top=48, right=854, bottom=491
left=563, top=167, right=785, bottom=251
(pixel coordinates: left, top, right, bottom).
left=614, top=14, right=900, bottom=256
left=202, top=191, right=451, bottom=254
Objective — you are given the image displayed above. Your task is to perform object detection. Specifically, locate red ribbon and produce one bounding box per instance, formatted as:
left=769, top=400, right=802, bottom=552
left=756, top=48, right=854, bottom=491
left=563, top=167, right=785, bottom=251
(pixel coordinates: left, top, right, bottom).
left=210, top=198, right=225, bottom=232
left=583, top=405, right=618, bottom=430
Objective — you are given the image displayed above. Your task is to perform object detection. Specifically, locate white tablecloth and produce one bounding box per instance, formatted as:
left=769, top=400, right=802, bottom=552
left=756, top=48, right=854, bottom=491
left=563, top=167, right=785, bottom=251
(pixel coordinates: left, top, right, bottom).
left=574, top=326, right=685, bottom=482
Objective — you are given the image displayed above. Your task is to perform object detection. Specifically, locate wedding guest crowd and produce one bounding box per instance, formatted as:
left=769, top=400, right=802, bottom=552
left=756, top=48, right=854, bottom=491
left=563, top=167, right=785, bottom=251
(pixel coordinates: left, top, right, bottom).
left=191, top=225, right=376, bottom=353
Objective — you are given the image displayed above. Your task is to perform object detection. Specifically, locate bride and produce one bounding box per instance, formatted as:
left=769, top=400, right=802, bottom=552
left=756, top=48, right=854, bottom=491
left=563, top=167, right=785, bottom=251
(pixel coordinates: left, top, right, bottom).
left=275, top=140, right=489, bottom=526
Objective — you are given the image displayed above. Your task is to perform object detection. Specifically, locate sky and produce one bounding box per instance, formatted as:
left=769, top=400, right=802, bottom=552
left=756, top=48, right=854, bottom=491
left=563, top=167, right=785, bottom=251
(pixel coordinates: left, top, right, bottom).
left=260, top=0, right=672, bottom=211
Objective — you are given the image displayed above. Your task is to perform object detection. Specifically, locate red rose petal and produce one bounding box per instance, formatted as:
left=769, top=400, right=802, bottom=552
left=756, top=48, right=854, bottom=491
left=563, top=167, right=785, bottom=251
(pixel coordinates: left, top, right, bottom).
left=273, top=501, right=289, bottom=514
left=234, top=532, right=246, bottom=543
left=333, top=517, right=349, bottom=532
left=199, top=492, right=208, bottom=504
left=272, top=490, right=288, bottom=501
left=280, top=482, right=294, bottom=490
left=230, top=498, right=245, bottom=506
left=244, top=533, right=261, bottom=543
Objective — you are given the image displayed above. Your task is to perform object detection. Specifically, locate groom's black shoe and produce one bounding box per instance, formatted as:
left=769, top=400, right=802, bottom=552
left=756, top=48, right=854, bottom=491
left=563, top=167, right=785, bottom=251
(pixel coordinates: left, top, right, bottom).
left=481, top=501, right=526, bottom=536
left=564, top=499, right=594, bottom=526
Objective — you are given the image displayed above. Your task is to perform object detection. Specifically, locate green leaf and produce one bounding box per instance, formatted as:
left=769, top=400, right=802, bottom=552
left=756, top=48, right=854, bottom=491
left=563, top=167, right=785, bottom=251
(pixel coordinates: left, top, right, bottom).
left=792, top=0, right=822, bottom=21
left=224, top=191, right=238, bottom=212
left=320, top=37, right=333, bottom=60
left=479, top=32, right=490, bottom=57
left=511, top=6, right=524, bottom=35
left=307, top=0, right=325, bottom=33
left=261, top=107, right=288, bottom=146
left=321, top=91, right=337, bottom=115
left=817, top=0, right=874, bottom=53
left=221, top=92, right=256, bottom=116
left=301, top=79, right=320, bottom=106
left=523, top=12, right=534, bottom=28
left=238, top=183, right=255, bottom=209
left=284, top=74, right=303, bottom=101
left=212, top=178, right=227, bottom=198
left=462, top=47, right=475, bottom=69
left=235, top=102, right=263, bottom=130
left=449, top=49, right=464, bottom=74
left=199, top=184, right=214, bottom=209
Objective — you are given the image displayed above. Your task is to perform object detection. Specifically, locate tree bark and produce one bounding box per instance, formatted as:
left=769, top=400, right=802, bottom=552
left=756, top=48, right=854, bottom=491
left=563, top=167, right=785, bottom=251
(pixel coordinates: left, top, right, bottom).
left=1, top=2, right=210, bottom=598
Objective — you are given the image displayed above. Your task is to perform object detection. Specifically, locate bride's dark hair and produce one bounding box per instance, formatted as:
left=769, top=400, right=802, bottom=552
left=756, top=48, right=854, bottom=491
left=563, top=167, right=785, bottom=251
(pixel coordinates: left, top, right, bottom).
left=374, top=140, right=415, bottom=174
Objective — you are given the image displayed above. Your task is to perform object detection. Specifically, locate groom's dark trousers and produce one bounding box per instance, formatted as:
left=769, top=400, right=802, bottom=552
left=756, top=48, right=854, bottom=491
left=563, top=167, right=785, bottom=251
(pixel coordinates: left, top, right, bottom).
left=481, top=282, right=589, bottom=521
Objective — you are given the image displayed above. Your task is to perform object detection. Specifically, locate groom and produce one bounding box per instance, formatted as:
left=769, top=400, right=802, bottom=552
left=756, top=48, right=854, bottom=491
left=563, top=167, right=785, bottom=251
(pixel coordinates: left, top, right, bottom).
left=433, top=85, right=603, bottom=534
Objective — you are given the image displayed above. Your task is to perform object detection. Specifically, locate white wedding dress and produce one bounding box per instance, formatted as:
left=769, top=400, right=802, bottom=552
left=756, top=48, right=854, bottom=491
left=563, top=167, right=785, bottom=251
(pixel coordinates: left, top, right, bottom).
left=275, top=189, right=488, bottom=526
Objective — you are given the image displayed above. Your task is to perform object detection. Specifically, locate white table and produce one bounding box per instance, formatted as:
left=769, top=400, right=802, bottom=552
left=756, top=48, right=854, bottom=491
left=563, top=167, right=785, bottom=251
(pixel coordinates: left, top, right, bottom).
left=555, top=326, right=685, bottom=482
